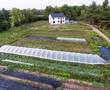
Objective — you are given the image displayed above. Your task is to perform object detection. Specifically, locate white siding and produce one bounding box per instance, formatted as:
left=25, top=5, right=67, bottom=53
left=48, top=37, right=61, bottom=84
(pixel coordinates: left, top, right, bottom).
left=49, top=14, right=66, bottom=25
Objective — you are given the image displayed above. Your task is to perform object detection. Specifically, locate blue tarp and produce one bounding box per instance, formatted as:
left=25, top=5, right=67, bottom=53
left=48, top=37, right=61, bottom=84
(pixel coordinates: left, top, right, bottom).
left=100, top=47, right=110, bottom=61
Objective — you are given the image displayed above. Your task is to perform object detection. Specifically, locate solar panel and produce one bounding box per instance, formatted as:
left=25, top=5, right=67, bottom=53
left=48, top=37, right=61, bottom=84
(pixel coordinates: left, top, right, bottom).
left=0, top=45, right=106, bottom=64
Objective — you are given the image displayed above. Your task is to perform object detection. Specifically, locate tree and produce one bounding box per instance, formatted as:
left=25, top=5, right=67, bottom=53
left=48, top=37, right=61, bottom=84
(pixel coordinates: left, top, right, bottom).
left=99, top=0, right=110, bottom=29
left=102, top=0, right=109, bottom=8
left=10, top=8, right=25, bottom=27
left=44, top=6, right=55, bottom=16
left=0, top=9, right=10, bottom=31
left=2, top=8, right=10, bottom=21
left=0, top=0, right=110, bottom=30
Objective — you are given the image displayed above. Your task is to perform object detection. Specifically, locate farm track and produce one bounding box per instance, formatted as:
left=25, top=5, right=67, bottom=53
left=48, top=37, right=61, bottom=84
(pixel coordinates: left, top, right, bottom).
left=62, top=79, right=110, bottom=90
left=87, top=24, right=110, bottom=44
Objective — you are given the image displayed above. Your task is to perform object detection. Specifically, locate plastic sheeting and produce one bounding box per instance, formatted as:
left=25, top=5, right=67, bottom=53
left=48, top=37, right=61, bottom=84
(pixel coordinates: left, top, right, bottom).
left=56, top=37, right=86, bottom=43
left=100, top=47, right=110, bottom=61
left=3, top=59, right=33, bottom=66
left=0, top=45, right=106, bottom=64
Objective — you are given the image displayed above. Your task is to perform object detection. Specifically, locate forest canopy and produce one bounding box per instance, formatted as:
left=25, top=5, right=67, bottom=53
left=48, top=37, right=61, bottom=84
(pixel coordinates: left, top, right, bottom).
left=0, top=0, right=110, bottom=31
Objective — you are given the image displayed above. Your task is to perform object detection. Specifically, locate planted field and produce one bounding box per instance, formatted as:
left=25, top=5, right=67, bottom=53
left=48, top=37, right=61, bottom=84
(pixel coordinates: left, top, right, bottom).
left=0, top=53, right=110, bottom=87
left=29, top=23, right=92, bottom=38
left=0, top=21, right=109, bottom=54
left=0, top=21, right=105, bottom=54
left=14, top=39, right=91, bottom=53
left=0, top=21, right=110, bottom=88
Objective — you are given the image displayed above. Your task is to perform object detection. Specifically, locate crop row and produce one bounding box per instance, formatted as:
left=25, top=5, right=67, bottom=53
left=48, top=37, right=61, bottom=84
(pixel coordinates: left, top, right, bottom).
left=0, top=53, right=110, bottom=87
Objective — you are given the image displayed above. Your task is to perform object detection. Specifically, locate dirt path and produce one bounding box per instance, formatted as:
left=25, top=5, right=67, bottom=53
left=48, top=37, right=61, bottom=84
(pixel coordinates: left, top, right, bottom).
left=87, top=24, right=110, bottom=44
left=63, top=79, right=110, bottom=90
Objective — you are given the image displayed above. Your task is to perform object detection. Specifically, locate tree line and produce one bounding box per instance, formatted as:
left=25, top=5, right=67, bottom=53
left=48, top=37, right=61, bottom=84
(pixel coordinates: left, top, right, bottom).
left=0, top=0, right=110, bottom=31
left=0, top=8, right=46, bottom=31
left=45, top=0, right=110, bottom=29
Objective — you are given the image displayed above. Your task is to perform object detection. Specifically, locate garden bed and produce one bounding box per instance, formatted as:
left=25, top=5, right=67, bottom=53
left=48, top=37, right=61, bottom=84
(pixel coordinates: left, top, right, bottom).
left=0, top=53, right=110, bottom=87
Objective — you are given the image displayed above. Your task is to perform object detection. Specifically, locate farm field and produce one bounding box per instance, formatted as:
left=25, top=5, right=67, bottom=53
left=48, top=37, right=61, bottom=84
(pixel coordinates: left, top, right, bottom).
left=0, top=21, right=108, bottom=54
left=0, top=53, right=110, bottom=87
left=14, top=40, right=91, bottom=53
left=0, top=21, right=110, bottom=87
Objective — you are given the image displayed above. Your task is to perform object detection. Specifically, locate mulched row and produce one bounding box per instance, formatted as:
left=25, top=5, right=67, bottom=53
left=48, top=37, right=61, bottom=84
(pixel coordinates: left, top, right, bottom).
left=1, top=70, right=61, bottom=88
left=26, top=35, right=57, bottom=41
left=0, top=77, right=46, bottom=90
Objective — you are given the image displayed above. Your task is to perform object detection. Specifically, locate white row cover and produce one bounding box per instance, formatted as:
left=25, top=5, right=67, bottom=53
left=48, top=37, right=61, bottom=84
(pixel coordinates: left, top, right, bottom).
left=3, top=59, right=33, bottom=66
left=0, top=45, right=106, bottom=64
left=56, top=37, right=86, bottom=43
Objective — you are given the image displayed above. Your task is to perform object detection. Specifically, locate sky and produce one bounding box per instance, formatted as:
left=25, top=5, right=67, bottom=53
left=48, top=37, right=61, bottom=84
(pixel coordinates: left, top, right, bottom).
left=0, top=0, right=107, bottom=10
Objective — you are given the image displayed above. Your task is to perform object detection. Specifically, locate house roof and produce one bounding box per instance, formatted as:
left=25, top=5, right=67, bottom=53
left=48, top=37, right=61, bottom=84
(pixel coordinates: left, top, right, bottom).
left=50, top=13, right=65, bottom=17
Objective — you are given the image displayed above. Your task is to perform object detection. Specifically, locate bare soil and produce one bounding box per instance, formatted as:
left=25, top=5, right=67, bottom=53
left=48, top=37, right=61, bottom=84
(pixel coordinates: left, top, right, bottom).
left=62, top=79, right=110, bottom=90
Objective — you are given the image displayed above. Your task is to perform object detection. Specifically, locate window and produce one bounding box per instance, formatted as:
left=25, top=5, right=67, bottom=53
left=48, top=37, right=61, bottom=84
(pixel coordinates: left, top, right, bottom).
left=53, top=21, right=55, bottom=23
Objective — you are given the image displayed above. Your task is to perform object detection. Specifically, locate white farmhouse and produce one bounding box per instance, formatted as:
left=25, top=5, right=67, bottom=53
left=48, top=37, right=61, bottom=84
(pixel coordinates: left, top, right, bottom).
left=49, top=13, right=69, bottom=25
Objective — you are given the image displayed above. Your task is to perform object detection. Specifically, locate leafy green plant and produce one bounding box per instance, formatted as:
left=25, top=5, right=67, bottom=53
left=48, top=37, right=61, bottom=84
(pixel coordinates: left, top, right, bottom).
left=0, top=53, right=110, bottom=87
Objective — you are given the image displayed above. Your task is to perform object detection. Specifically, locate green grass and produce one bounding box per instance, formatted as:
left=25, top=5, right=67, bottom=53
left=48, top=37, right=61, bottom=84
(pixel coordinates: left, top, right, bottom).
left=0, top=21, right=91, bottom=44
left=100, top=29, right=110, bottom=38
left=0, top=22, right=110, bottom=87
left=13, top=39, right=91, bottom=53
left=0, top=53, right=110, bottom=87
left=0, top=25, right=30, bottom=45
left=29, top=22, right=92, bottom=38
left=0, top=21, right=109, bottom=54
